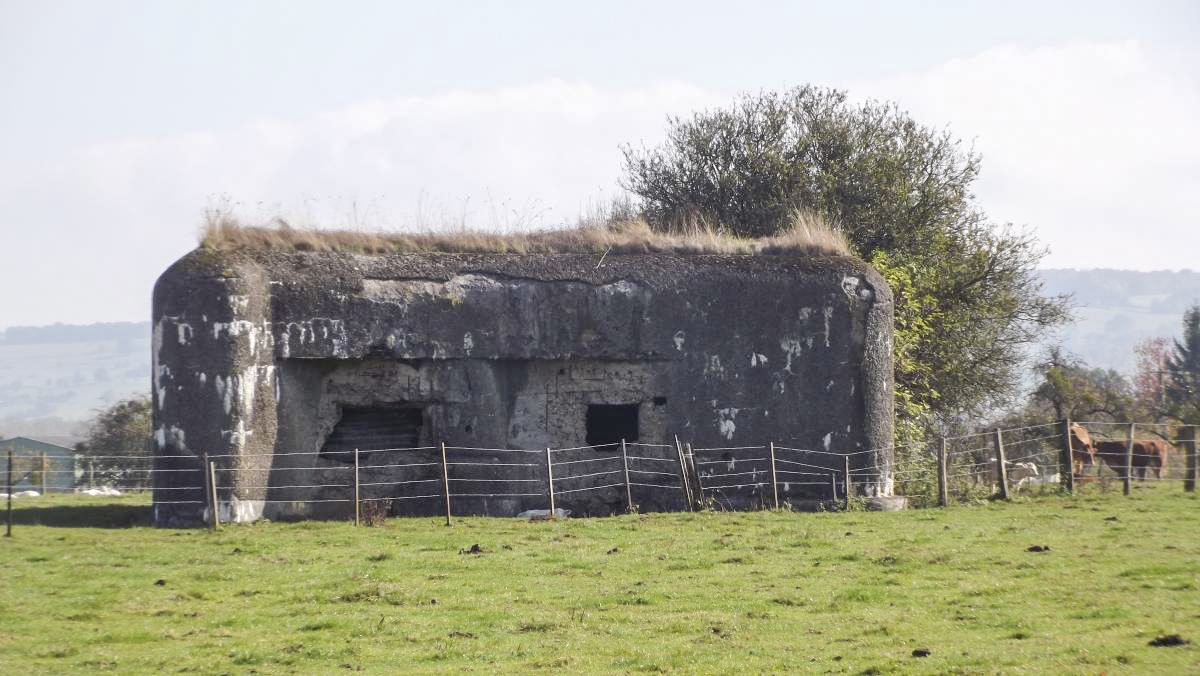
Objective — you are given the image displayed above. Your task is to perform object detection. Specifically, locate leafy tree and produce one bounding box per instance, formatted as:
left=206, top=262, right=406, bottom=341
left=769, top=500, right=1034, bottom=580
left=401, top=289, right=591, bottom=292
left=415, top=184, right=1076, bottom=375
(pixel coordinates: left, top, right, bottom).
left=1031, top=347, right=1133, bottom=422
left=74, top=396, right=152, bottom=488
left=621, top=86, right=1070, bottom=439
left=1133, top=337, right=1171, bottom=409
left=1165, top=304, right=1200, bottom=424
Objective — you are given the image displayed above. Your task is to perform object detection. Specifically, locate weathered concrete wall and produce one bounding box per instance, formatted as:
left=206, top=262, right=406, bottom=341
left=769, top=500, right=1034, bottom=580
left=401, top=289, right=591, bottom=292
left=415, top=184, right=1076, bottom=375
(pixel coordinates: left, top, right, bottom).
left=152, top=250, right=893, bottom=525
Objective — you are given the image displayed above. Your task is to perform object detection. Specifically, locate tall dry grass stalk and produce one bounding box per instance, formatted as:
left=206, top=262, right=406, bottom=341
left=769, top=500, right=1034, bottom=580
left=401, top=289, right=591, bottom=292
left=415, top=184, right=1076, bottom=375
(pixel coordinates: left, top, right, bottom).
left=199, top=209, right=851, bottom=257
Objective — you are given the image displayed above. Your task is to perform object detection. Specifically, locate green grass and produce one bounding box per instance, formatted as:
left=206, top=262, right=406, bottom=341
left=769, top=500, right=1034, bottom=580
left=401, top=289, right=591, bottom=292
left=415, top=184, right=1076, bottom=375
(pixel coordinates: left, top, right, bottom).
left=1, top=485, right=1198, bottom=674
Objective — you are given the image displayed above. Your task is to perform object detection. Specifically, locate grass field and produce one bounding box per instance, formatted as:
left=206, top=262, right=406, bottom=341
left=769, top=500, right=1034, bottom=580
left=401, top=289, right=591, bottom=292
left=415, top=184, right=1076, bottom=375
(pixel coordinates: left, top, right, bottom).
left=1, top=485, right=1197, bottom=674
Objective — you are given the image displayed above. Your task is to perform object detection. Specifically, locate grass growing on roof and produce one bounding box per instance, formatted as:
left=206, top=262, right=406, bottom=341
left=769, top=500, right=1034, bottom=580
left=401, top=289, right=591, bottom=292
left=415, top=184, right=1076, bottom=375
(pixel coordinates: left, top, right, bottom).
left=199, top=209, right=852, bottom=257
left=1, top=484, right=1198, bottom=673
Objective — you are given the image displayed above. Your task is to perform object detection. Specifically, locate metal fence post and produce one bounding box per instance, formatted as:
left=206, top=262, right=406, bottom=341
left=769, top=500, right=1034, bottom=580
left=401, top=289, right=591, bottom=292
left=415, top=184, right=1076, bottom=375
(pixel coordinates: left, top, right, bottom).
left=545, top=447, right=556, bottom=515
left=620, top=439, right=633, bottom=513
left=440, top=442, right=452, bottom=526
left=1124, top=423, right=1135, bottom=496
left=994, top=429, right=1009, bottom=500
left=768, top=442, right=779, bottom=510
left=829, top=472, right=837, bottom=505
left=937, top=438, right=948, bottom=507
left=353, top=448, right=361, bottom=527
left=39, top=452, right=47, bottom=496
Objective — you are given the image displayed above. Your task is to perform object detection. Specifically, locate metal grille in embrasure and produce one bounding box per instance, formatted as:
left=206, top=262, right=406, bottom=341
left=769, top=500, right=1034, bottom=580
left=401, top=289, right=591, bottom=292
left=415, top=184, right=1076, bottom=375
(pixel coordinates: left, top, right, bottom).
left=320, top=407, right=422, bottom=462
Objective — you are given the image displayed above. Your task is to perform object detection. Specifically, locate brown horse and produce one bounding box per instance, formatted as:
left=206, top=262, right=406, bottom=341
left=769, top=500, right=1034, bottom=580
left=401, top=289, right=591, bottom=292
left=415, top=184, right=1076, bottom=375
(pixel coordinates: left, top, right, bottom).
left=1093, top=439, right=1170, bottom=480
left=1069, top=422, right=1096, bottom=479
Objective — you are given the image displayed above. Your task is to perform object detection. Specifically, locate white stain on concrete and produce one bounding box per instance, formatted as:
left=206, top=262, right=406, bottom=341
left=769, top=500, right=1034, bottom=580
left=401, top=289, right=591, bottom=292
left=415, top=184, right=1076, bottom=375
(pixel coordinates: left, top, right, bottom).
left=779, top=338, right=804, bottom=374
left=673, top=330, right=686, bottom=351
left=750, top=352, right=768, bottom=367
left=823, top=432, right=832, bottom=452
left=823, top=307, right=833, bottom=347
left=152, top=319, right=165, bottom=408
left=717, top=407, right=739, bottom=440
left=463, top=332, right=474, bottom=354
left=841, top=276, right=861, bottom=298
left=704, top=354, right=725, bottom=378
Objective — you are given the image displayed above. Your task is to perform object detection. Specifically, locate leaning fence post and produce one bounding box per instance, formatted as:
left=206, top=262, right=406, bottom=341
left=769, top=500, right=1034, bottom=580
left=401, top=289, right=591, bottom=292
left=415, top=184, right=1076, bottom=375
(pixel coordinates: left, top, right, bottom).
left=768, top=442, right=779, bottom=510
left=674, top=436, right=693, bottom=512
left=39, top=452, right=47, bottom=496
left=842, top=455, right=852, bottom=508
left=829, top=472, right=837, bottom=505
left=994, top=429, right=1009, bottom=500
left=937, top=438, right=948, bottom=507
left=1124, top=423, right=1135, bottom=496
left=353, top=448, right=361, bottom=527
left=1061, top=419, right=1075, bottom=495
left=620, top=439, right=633, bottom=513
left=545, top=447, right=556, bottom=515
left=207, top=460, right=220, bottom=530
left=1186, top=426, right=1199, bottom=493
left=5, top=449, right=12, bottom=537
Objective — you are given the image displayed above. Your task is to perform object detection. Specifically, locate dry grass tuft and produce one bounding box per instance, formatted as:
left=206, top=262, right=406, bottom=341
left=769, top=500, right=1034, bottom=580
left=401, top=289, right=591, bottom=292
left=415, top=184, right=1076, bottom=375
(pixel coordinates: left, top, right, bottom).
left=199, top=209, right=851, bottom=257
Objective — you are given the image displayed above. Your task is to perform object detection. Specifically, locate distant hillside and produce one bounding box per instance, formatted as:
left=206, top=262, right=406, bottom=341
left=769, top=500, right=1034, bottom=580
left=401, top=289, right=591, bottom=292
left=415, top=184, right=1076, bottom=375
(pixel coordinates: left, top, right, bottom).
left=1038, top=269, right=1200, bottom=374
left=0, top=322, right=150, bottom=441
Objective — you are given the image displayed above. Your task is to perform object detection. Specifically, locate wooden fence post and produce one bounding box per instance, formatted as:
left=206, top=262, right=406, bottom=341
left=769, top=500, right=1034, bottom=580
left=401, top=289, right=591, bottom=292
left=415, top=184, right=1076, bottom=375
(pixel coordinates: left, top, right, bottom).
left=39, top=452, right=47, bottom=496
left=1061, top=419, right=1075, bottom=495
left=545, top=446, right=556, bottom=516
left=353, top=448, right=361, bottom=527
left=674, top=436, right=693, bottom=512
left=201, top=452, right=212, bottom=529
left=1124, top=423, right=1135, bottom=496
left=842, top=455, right=851, bottom=508
left=937, top=438, right=948, bottom=507
left=1186, top=426, right=1198, bottom=493
left=994, top=429, right=1009, bottom=500
left=88, top=457, right=95, bottom=488
left=440, top=442, right=452, bottom=526
left=829, top=472, right=837, bottom=505
left=768, top=442, right=779, bottom=510
left=207, top=460, right=220, bottom=529
left=5, top=449, right=12, bottom=537
left=687, top=443, right=703, bottom=507
left=620, top=439, right=633, bottom=513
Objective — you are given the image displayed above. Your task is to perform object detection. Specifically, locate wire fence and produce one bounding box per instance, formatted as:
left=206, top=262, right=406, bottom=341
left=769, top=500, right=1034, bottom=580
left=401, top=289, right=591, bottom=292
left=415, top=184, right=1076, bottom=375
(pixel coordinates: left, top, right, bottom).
left=3, top=420, right=1197, bottom=533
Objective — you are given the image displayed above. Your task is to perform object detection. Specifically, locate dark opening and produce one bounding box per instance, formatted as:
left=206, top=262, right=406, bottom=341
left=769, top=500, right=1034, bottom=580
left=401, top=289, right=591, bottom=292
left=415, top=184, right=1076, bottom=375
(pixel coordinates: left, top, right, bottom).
left=586, top=404, right=639, bottom=447
left=320, top=406, right=423, bottom=462
left=652, top=396, right=667, bottom=406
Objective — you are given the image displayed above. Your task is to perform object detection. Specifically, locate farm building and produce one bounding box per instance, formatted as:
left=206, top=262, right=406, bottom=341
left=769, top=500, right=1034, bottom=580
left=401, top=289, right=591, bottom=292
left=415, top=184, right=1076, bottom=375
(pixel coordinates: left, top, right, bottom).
left=151, top=233, right=895, bottom=526
left=0, top=437, right=77, bottom=494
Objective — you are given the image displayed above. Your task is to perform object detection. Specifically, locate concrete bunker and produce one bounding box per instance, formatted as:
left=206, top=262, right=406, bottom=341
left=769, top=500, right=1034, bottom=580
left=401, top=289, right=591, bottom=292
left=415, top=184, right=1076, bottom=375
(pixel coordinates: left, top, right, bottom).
left=151, top=248, right=894, bottom=526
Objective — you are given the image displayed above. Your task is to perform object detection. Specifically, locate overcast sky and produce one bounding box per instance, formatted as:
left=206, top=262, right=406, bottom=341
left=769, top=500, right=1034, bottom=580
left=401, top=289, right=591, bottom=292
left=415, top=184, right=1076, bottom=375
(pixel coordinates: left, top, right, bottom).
left=1, top=0, right=1197, bottom=329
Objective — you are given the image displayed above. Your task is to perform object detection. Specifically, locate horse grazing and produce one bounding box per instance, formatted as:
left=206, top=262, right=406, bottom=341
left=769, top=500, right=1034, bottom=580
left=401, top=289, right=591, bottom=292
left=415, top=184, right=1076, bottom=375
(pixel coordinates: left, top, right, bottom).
left=1093, top=439, right=1170, bottom=480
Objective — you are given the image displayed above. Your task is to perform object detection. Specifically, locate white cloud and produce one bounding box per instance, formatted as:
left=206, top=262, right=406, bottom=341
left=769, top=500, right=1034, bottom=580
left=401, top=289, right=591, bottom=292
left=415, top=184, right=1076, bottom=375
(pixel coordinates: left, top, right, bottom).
left=0, top=80, right=718, bottom=327
left=2, top=43, right=1197, bottom=329
left=854, top=41, right=1200, bottom=270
